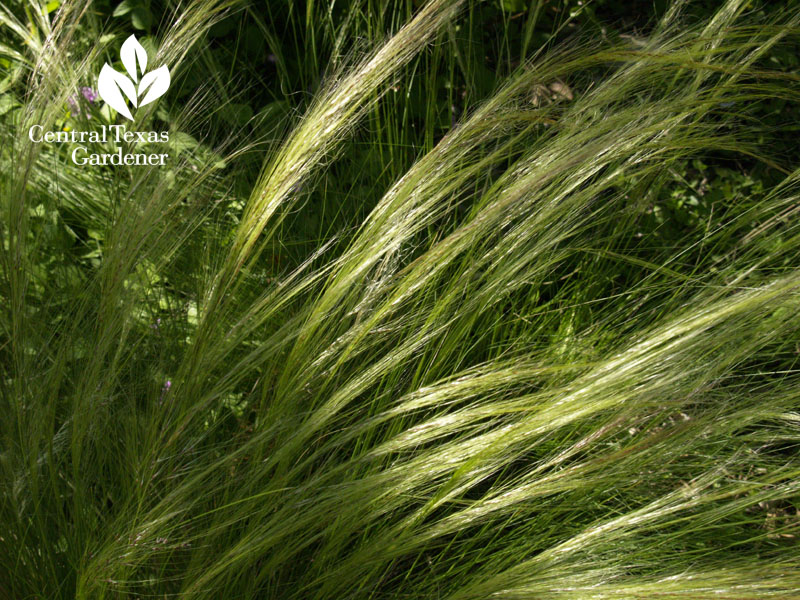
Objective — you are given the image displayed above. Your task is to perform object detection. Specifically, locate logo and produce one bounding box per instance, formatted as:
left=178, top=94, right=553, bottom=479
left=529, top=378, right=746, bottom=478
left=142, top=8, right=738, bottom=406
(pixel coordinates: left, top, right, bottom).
left=28, top=34, right=171, bottom=165
left=97, top=35, right=170, bottom=121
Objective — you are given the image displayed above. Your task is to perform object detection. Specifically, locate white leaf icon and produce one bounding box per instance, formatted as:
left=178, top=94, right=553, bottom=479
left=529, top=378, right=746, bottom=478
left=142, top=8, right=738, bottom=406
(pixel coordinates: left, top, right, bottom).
left=138, top=65, right=170, bottom=107
left=96, top=35, right=170, bottom=121
left=97, top=63, right=137, bottom=120
left=120, top=35, right=147, bottom=83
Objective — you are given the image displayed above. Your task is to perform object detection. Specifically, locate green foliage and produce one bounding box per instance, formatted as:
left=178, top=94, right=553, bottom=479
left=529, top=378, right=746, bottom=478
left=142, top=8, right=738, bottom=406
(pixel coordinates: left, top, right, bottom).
left=1, top=0, right=800, bottom=598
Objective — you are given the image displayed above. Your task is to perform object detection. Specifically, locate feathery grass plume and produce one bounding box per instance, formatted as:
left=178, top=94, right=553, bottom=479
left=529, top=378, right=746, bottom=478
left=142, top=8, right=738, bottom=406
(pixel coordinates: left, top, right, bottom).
left=2, top=0, right=800, bottom=598
left=199, top=0, right=463, bottom=312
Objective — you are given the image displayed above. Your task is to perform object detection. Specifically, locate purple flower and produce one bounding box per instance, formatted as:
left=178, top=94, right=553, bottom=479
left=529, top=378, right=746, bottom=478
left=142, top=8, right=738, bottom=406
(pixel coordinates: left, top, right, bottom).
left=158, top=379, right=172, bottom=405
left=67, top=87, right=97, bottom=116
left=81, top=87, right=98, bottom=102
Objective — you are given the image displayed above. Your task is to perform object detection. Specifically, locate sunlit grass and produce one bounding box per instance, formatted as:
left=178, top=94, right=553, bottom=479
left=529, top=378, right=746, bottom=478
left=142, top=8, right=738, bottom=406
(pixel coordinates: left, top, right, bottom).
left=1, top=0, right=799, bottom=598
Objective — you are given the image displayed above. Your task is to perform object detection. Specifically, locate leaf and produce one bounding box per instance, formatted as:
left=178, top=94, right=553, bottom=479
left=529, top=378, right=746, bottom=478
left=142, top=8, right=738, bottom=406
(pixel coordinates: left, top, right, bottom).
left=138, top=65, right=170, bottom=107
left=498, top=0, right=525, bottom=11
left=253, top=101, right=288, bottom=125
left=131, top=6, right=152, bottom=30
left=220, top=102, right=253, bottom=126
left=97, top=63, right=136, bottom=120
left=0, top=93, right=19, bottom=117
left=169, top=132, right=198, bottom=155
left=120, top=35, right=147, bottom=83
left=112, top=0, right=133, bottom=17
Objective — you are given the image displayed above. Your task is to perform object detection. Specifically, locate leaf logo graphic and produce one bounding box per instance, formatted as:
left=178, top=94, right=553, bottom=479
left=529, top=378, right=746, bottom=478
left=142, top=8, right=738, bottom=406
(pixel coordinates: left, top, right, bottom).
left=97, top=35, right=170, bottom=121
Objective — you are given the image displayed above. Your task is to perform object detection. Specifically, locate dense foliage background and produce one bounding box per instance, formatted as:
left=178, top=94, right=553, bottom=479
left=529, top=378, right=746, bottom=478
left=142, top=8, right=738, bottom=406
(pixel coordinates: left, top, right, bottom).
left=1, top=0, right=799, bottom=598
left=3, top=0, right=800, bottom=277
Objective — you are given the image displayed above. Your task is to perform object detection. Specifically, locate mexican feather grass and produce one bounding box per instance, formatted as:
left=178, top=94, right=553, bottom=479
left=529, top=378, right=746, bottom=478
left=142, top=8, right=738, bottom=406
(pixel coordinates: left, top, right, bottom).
left=1, top=0, right=800, bottom=597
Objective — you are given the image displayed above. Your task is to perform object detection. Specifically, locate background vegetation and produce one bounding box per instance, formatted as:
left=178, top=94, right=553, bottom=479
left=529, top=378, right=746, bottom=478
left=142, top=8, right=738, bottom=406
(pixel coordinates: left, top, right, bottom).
left=1, top=0, right=799, bottom=598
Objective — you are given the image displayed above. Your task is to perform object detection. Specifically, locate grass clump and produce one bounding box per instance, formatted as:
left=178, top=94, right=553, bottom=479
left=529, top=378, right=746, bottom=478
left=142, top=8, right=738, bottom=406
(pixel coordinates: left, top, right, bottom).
left=1, top=0, right=799, bottom=598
